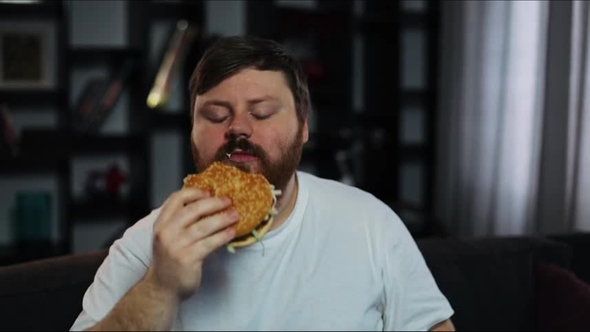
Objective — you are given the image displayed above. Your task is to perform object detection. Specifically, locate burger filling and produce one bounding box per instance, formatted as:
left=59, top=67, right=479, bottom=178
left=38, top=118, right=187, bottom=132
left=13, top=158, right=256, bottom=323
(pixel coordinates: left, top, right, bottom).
left=226, top=186, right=281, bottom=253
left=231, top=213, right=272, bottom=243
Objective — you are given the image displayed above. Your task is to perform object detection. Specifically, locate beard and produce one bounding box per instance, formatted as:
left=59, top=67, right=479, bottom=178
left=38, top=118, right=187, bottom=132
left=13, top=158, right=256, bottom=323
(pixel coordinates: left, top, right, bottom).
left=191, top=125, right=304, bottom=193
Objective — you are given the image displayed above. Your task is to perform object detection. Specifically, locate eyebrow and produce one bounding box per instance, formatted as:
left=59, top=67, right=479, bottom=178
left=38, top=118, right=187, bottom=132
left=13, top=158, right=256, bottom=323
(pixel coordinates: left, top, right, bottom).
left=200, top=100, right=232, bottom=109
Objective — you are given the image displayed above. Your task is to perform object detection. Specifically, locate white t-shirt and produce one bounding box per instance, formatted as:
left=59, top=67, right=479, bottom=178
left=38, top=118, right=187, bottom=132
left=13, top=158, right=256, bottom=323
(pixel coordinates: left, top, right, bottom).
left=71, top=171, right=454, bottom=331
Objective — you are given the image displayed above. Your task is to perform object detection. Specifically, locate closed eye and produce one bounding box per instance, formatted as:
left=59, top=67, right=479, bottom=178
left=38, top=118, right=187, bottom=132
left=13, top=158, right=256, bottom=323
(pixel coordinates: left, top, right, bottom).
left=249, top=107, right=278, bottom=120
left=207, top=115, right=229, bottom=123
left=250, top=112, right=273, bottom=120
left=200, top=107, right=230, bottom=123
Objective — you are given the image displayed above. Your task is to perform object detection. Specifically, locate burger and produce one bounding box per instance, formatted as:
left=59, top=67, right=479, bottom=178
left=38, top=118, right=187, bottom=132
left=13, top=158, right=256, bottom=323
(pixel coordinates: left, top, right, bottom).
left=182, top=161, right=282, bottom=253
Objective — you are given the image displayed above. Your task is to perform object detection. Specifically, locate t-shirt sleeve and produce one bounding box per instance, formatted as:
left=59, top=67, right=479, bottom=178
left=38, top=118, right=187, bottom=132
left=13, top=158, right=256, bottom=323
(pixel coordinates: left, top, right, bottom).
left=380, top=209, right=454, bottom=331
left=69, top=212, right=156, bottom=331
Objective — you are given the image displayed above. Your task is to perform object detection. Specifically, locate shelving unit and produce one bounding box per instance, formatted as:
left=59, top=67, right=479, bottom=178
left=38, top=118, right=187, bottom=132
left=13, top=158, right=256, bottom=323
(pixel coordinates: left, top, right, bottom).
left=361, top=0, right=443, bottom=236
left=0, top=0, right=443, bottom=266
left=0, top=1, right=63, bottom=19
left=247, top=0, right=443, bottom=237
left=0, top=0, right=206, bottom=266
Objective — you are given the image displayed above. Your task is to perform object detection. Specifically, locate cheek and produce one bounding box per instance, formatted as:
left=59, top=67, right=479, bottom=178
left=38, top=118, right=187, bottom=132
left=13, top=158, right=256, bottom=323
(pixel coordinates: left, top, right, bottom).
left=192, top=126, right=225, bottom=157
left=254, top=126, right=292, bottom=155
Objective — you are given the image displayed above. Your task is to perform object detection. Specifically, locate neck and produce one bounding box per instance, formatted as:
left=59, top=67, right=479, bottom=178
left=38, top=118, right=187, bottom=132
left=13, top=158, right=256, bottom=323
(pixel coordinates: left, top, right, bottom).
left=269, top=173, right=298, bottom=232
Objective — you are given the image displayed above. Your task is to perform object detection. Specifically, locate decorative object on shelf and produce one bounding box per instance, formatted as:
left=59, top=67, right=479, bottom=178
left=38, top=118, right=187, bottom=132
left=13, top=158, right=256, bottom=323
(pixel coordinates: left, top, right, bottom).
left=0, top=103, right=19, bottom=157
left=74, top=58, right=134, bottom=133
left=84, top=163, right=128, bottom=200
left=147, top=20, right=199, bottom=110
left=11, top=190, right=52, bottom=245
left=0, top=21, right=55, bottom=89
left=72, top=78, right=108, bottom=131
left=104, top=163, right=127, bottom=196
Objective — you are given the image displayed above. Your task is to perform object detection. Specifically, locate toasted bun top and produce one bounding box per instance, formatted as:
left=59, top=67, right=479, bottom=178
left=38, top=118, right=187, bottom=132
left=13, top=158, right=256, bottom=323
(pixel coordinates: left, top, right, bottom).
left=183, top=162, right=274, bottom=238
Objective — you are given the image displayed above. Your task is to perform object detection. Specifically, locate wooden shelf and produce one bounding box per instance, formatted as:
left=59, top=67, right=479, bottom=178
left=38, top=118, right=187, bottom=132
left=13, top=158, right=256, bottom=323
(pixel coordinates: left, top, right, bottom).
left=148, top=1, right=203, bottom=20
left=18, top=130, right=147, bottom=157
left=276, top=4, right=351, bottom=17
left=276, top=6, right=352, bottom=39
left=0, top=2, right=62, bottom=19
left=0, top=155, right=64, bottom=175
left=69, top=47, right=141, bottom=65
left=151, top=111, right=191, bottom=131
left=310, top=85, right=350, bottom=106
left=71, top=134, right=146, bottom=155
left=0, top=90, right=63, bottom=107
left=72, top=197, right=136, bottom=221
left=359, top=12, right=430, bottom=33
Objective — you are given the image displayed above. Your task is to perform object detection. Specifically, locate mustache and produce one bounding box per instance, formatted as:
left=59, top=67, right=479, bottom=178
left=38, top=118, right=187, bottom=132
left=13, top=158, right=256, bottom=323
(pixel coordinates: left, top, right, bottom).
left=214, top=137, right=267, bottom=161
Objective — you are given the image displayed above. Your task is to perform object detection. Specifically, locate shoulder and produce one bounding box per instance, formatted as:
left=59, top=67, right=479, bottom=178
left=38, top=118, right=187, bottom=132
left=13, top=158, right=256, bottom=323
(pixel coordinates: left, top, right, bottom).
left=73, top=207, right=162, bottom=329
left=107, top=207, right=161, bottom=266
left=299, top=171, right=397, bottom=213
left=297, top=171, right=403, bottom=231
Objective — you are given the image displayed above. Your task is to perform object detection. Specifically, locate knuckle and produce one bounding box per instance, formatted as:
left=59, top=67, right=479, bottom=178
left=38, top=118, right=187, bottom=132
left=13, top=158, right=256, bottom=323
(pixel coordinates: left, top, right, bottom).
left=171, top=190, right=184, bottom=202
left=155, top=229, right=173, bottom=247
left=154, top=230, right=166, bottom=245
left=190, top=222, right=204, bottom=238
left=190, top=200, right=209, bottom=218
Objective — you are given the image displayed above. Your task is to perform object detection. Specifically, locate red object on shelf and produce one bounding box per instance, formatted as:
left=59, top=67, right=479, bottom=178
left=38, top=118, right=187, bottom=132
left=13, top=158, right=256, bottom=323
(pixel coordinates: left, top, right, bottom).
left=105, top=164, right=127, bottom=195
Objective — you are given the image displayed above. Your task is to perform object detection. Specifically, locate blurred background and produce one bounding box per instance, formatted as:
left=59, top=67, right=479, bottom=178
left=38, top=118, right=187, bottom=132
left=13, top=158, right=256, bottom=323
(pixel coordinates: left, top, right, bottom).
left=0, top=0, right=588, bottom=266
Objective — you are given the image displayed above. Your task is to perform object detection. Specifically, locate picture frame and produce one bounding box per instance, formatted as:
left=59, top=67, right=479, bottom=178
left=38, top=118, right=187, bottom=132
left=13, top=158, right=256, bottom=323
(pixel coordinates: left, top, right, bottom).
left=0, top=21, right=56, bottom=90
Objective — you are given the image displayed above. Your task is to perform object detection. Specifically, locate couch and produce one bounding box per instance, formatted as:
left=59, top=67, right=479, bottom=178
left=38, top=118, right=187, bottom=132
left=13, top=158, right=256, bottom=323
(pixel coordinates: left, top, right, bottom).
left=1, top=233, right=589, bottom=331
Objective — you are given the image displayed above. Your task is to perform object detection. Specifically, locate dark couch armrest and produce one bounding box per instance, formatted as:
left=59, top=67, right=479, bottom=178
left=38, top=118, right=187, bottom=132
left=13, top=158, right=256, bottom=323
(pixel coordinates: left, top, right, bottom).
left=0, top=249, right=109, bottom=331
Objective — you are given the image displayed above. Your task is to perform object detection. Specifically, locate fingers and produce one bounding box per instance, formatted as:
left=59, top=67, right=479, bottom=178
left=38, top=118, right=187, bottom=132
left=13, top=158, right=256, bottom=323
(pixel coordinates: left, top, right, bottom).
left=172, top=196, right=234, bottom=230
left=155, top=188, right=211, bottom=230
left=183, top=209, right=239, bottom=246
left=182, top=225, right=237, bottom=262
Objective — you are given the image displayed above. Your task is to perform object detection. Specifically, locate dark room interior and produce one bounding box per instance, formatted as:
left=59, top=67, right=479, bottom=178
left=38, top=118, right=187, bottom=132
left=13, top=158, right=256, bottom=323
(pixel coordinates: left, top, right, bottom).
left=0, top=0, right=589, bottom=331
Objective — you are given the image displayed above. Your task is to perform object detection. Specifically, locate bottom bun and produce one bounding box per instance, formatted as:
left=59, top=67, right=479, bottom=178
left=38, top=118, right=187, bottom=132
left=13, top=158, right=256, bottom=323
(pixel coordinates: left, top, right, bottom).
left=227, top=215, right=275, bottom=251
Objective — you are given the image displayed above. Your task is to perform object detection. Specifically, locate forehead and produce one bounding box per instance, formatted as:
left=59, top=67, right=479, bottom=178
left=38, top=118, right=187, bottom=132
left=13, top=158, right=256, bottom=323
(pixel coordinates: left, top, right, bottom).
left=196, top=68, right=291, bottom=104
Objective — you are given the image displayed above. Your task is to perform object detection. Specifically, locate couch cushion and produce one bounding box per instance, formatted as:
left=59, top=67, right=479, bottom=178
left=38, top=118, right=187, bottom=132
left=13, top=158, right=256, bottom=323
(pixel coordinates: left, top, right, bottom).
left=535, top=261, right=590, bottom=331
left=547, top=232, right=590, bottom=286
left=417, top=236, right=573, bottom=331
left=0, top=249, right=108, bottom=331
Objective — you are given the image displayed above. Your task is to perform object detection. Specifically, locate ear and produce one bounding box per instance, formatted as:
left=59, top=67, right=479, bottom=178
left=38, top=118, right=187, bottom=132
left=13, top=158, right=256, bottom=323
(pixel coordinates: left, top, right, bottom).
left=302, top=119, right=309, bottom=144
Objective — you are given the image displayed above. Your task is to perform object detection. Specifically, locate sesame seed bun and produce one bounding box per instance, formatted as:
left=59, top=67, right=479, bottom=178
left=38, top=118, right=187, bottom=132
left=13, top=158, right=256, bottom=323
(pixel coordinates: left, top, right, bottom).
left=182, top=162, right=280, bottom=251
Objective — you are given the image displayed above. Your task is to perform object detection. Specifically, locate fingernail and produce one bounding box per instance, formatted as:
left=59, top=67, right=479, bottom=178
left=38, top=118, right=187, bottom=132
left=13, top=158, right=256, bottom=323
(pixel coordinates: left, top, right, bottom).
left=228, top=210, right=239, bottom=220
left=223, top=197, right=232, bottom=204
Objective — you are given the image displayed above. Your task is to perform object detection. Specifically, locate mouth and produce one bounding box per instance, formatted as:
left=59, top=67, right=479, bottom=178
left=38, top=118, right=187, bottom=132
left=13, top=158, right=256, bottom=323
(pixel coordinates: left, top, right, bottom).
left=226, top=149, right=258, bottom=163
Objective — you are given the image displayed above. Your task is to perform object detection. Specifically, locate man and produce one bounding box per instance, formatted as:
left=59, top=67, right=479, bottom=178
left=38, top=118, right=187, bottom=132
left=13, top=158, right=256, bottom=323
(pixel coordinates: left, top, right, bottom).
left=71, top=36, right=455, bottom=331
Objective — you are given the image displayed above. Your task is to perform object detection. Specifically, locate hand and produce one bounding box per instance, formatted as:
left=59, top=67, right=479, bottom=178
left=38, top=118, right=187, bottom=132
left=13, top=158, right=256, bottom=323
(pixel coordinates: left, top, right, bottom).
left=145, top=188, right=238, bottom=301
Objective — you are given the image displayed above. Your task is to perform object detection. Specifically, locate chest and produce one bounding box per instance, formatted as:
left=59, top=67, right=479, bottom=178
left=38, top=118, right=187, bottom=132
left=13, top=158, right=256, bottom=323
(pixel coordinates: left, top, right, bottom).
left=177, top=247, right=385, bottom=330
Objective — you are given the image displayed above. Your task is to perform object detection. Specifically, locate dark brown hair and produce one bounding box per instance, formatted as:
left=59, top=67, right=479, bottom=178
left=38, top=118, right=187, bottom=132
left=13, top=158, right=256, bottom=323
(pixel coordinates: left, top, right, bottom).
left=188, top=35, right=310, bottom=124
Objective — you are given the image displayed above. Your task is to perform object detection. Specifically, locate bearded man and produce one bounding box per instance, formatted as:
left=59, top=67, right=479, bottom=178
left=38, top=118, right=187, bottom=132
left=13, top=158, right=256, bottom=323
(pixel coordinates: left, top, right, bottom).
left=71, top=36, right=455, bottom=332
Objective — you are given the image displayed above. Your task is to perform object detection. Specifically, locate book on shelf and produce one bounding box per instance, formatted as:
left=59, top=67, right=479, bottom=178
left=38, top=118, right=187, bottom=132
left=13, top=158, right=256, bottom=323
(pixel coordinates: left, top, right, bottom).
left=11, top=190, right=52, bottom=245
left=73, top=78, right=109, bottom=131
left=74, top=59, right=135, bottom=134
left=0, top=103, right=19, bottom=157
left=147, top=20, right=199, bottom=111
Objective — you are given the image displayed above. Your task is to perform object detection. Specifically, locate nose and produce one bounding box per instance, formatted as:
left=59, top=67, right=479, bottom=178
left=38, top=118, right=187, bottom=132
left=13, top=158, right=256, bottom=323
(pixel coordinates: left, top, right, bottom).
left=226, top=112, right=253, bottom=139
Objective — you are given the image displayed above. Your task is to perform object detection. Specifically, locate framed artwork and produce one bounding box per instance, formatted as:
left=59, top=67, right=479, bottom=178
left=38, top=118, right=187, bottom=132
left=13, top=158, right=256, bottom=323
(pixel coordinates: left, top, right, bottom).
left=0, top=21, right=56, bottom=89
